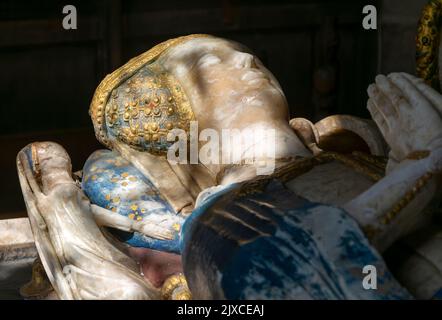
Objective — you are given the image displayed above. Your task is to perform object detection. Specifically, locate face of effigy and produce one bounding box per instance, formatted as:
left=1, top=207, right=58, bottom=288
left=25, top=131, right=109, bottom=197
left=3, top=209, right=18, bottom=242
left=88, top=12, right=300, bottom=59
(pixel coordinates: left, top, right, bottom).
left=159, top=37, right=290, bottom=132
left=158, top=37, right=310, bottom=171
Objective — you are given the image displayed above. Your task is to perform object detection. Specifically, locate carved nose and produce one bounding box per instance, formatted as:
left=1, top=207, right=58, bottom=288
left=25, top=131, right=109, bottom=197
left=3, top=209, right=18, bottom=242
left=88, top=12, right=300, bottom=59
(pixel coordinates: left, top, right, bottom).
left=234, top=52, right=256, bottom=69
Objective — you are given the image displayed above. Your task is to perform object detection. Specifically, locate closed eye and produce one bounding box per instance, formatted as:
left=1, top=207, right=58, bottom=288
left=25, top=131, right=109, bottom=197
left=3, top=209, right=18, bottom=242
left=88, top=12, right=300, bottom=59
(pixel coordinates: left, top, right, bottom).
left=197, top=53, right=221, bottom=68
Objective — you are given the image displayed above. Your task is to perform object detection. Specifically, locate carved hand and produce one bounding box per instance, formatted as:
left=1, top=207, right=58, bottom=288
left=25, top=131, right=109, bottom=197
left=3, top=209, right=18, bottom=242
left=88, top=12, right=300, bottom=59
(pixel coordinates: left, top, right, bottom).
left=367, top=72, right=442, bottom=165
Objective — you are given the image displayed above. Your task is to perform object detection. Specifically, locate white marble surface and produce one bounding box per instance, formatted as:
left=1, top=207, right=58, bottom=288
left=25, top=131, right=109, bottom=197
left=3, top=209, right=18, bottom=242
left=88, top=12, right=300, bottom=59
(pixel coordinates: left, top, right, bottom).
left=0, top=218, right=34, bottom=247
left=0, top=218, right=37, bottom=300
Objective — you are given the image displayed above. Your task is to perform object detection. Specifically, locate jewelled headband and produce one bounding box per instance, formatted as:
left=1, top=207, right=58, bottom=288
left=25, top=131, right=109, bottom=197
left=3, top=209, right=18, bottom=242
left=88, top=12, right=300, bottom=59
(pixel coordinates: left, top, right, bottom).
left=89, top=34, right=211, bottom=152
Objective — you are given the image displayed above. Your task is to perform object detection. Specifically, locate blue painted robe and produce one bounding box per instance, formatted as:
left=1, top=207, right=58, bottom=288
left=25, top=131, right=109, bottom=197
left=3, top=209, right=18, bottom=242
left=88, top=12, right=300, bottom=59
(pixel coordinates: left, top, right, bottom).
left=181, top=180, right=412, bottom=299
left=82, top=149, right=412, bottom=299
left=82, top=150, right=183, bottom=253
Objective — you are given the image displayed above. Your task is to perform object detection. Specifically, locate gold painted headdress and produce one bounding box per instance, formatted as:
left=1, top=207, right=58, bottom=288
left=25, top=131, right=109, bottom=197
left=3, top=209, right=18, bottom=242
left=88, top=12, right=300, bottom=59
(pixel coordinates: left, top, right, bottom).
left=416, top=0, right=442, bottom=91
left=89, top=34, right=211, bottom=154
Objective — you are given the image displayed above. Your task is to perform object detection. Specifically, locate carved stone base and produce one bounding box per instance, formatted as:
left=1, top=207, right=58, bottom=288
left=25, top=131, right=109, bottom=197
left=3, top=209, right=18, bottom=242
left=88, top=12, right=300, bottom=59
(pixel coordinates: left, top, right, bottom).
left=0, top=218, right=37, bottom=299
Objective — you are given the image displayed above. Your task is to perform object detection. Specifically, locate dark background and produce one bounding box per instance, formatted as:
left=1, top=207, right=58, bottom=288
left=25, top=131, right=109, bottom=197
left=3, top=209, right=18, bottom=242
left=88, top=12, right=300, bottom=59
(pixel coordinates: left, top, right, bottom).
left=0, top=0, right=426, bottom=218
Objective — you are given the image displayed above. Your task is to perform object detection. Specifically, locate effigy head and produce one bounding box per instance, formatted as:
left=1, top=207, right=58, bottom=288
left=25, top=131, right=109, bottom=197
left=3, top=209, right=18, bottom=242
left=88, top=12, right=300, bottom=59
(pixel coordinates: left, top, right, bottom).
left=89, top=34, right=290, bottom=157
left=89, top=35, right=204, bottom=154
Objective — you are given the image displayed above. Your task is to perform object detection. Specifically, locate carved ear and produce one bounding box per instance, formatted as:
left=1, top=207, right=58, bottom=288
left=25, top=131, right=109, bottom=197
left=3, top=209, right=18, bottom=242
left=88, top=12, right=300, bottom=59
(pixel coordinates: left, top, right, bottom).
left=290, top=115, right=388, bottom=156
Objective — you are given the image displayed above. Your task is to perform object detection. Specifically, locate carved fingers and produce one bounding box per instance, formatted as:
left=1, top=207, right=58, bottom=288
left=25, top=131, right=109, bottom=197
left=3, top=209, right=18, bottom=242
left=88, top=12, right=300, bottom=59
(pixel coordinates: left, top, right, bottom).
left=401, top=73, right=442, bottom=115
left=367, top=82, right=405, bottom=160
left=367, top=72, right=442, bottom=162
left=91, top=204, right=175, bottom=240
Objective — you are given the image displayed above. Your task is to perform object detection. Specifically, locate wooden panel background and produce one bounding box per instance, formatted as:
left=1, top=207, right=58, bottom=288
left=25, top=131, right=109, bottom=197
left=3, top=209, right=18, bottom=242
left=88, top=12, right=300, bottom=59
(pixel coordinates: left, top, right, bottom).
left=0, top=0, right=379, bottom=217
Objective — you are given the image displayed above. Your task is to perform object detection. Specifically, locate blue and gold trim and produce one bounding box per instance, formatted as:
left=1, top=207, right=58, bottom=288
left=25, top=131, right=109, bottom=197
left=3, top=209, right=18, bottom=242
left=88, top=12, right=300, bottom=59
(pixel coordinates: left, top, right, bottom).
left=82, top=150, right=184, bottom=253
left=89, top=34, right=210, bottom=150
left=104, top=61, right=192, bottom=154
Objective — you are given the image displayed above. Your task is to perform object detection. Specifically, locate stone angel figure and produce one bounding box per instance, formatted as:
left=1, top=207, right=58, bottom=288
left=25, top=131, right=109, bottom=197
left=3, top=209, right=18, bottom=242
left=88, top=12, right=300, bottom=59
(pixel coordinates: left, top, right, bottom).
left=16, top=32, right=441, bottom=299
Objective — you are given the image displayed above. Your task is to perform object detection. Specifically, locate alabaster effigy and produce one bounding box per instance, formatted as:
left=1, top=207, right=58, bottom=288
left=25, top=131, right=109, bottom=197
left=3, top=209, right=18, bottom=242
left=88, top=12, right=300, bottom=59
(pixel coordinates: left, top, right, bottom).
left=13, top=30, right=442, bottom=300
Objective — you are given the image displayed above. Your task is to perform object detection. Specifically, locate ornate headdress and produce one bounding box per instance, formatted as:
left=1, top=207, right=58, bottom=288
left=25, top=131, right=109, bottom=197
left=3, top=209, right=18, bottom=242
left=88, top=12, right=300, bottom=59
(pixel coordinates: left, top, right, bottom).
left=89, top=34, right=211, bottom=154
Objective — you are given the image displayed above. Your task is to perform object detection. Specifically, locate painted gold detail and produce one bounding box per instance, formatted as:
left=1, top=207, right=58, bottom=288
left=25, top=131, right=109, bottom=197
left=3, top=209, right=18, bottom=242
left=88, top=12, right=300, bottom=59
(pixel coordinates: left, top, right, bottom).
left=416, top=0, right=442, bottom=91
left=20, top=258, right=54, bottom=299
left=161, top=273, right=192, bottom=300
left=89, top=34, right=211, bottom=149
left=380, top=172, right=433, bottom=225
